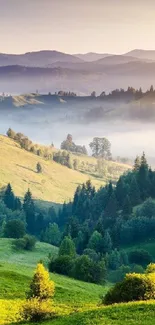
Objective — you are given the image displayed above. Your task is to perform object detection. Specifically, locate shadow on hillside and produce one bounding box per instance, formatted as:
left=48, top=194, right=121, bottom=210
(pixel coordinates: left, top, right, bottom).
left=34, top=199, right=62, bottom=212
left=16, top=163, right=36, bottom=173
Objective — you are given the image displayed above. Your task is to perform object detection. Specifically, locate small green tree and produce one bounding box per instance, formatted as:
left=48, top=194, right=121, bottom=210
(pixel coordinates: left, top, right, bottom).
left=36, top=162, right=43, bottom=173
left=59, top=236, right=76, bottom=257
left=102, top=230, right=112, bottom=253
left=4, top=219, right=26, bottom=239
left=88, top=231, right=102, bottom=253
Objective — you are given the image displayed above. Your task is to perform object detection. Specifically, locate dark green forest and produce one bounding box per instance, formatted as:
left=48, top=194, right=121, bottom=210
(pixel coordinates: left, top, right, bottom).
left=1, top=153, right=155, bottom=283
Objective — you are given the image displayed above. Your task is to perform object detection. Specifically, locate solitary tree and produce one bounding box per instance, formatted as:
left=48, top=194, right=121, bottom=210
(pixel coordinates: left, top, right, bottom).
left=36, top=162, right=42, bottom=173
left=28, top=263, right=55, bottom=300
left=89, top=137, right=111, bottom=159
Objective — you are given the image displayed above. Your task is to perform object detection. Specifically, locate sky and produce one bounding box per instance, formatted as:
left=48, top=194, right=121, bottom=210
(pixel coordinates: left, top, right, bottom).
left=0, top=0, right=155, bottom=54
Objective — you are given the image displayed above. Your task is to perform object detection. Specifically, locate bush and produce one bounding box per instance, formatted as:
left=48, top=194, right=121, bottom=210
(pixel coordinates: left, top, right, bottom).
left=129, top=249, right=153, bottom=266
left=131, top=264, right=144, bottom=274
left=13, top=235, right=36, bottom=251
left=73, top=255, right=106, bottom=284
left=49, top=255, right=74, bottom=276
left=24, top=235, right=36, bottom=250
left=21, top=298, right=55, bottom=322
left=104, top=273, right=155, bottom=305
left=146, top=263, right=155, bottom=274
left=108, top=265, right=131, bottom=283
left=28, top=263, right=55, bottom=300
left=4, top=219, right=26, bottom=239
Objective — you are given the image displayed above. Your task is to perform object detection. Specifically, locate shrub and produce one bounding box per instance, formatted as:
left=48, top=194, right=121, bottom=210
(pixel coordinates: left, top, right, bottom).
left=129, top=249, right=153, bottom=266
left=49, top=255, right=74, bottom=277
left=108, top=265, right=131, bottom=283
left=146, top=263, right=155, bottom=274
left=4, top=219, right=26, bottom=238
left=13, top=235, right=36, bottom=251
left=103, top=273, right=155, bottom=305
left=21, top=298, right=55, bottom=322
left=28, top=263, right=55, bottom=300
left=131, top=264, right=144, bottom=274
left=24, top=235, right=36, bottom=250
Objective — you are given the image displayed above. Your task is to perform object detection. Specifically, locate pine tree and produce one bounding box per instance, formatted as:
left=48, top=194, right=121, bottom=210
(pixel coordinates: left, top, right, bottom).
left=122, top=195, right=132, bottom=217
left=28, top=263, right=55, bottom=300
left=4, top=183, right=15, bottom=210
left=138, top=152, right=149, bottom=200
left=104, top=192, right=118, bottom=226
left=129, top=176, right=141, bottom=206
left=102, top=230, right=112, bottom=253
left=14, top=197, right=22, bottom=210
left=23, top=189, right=35, bottom=234
left=134, top=156, right=141, bottom=171
left=116, top=177, right=126, bottom=208
left=36, top=162, right=42, bottom=173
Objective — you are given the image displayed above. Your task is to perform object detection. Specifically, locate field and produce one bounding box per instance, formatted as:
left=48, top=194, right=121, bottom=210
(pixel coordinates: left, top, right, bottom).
left=0, top=135, right=130, bottom=206
left=0, top=239, right=155, bottom=325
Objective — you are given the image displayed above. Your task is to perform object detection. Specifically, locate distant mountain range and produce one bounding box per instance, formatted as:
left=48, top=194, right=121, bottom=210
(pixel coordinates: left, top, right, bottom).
left=1, top=49, right=155, bottom=94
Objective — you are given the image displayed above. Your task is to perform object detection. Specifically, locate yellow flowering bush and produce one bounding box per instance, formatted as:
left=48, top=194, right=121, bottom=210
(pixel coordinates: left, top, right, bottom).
left=28, top=263, right=55, bottom=300
left=104, top=272, right=155, bottom=305
left=0, top=300, right=23, bottom=325
left=21, top=298, right=56, bottom=322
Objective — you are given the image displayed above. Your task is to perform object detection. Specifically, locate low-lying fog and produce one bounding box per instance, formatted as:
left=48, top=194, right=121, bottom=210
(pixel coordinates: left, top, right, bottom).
left=1, top=107, right=155, bottom=165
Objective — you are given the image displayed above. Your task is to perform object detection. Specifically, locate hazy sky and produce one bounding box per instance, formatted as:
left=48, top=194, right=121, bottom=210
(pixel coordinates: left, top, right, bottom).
left=1, top=0, right=155, bottom=54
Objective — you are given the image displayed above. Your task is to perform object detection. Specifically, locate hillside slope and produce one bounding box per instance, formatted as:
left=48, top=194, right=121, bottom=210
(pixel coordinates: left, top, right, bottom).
left=0, top=135, right=129, bottom=204
left=0, top=239, right=154, bottom=325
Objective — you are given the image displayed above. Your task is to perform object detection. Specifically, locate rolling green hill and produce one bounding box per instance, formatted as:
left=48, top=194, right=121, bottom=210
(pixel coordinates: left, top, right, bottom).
left=0, top=239, right=155, bottom=325
left=0, top=135, right=129, bottom=205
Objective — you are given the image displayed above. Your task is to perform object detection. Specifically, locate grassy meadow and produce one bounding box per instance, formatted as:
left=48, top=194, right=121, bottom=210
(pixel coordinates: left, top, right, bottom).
left=0, top=238, right=155, bottom=325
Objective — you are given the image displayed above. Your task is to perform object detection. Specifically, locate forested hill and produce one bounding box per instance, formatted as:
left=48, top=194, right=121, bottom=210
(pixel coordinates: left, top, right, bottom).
left=0, top=134, right=129, bottom=205
left=58, top=153, right=155, bottom=257
left=1, top=87, right=155, bottom=123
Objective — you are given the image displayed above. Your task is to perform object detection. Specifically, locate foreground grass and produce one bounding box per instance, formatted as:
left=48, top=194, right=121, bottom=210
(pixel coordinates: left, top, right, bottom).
left=21, top=301, right=155, bottom=325
left=0, top=239, right=155, bottom=325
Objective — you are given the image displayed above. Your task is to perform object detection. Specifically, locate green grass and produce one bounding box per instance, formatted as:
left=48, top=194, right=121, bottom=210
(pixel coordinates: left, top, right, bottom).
left=0, top=238, right=58, bottom=267
left=0, top=135, right=129, bottom=205
left=23, top=301, right=155, bottom=325
left=0, top=239, right=106, bottom=305
left=0, top=239, right=155, bottom=324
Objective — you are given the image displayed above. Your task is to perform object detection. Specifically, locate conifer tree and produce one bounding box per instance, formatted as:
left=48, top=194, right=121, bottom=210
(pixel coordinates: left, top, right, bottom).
left=129, top=176, right=141, bottom=206
left=104, top=192, right=118, bottom=226
left=36, top=162, right=42, bottom=173
left=134, top=156, right=141, bottom=171
left=102, top=230, right=112, bottom=253
left=138, top=152, right=149, bottom=200
left=28, top=263, right=55, bottom=300
left=4, top=183, right=15, bottom=210
left=122, top=195, right=132, bottom=217
left=23, top=189, right=35, bottom=234
left=116, top=177, right=126, bottom=208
